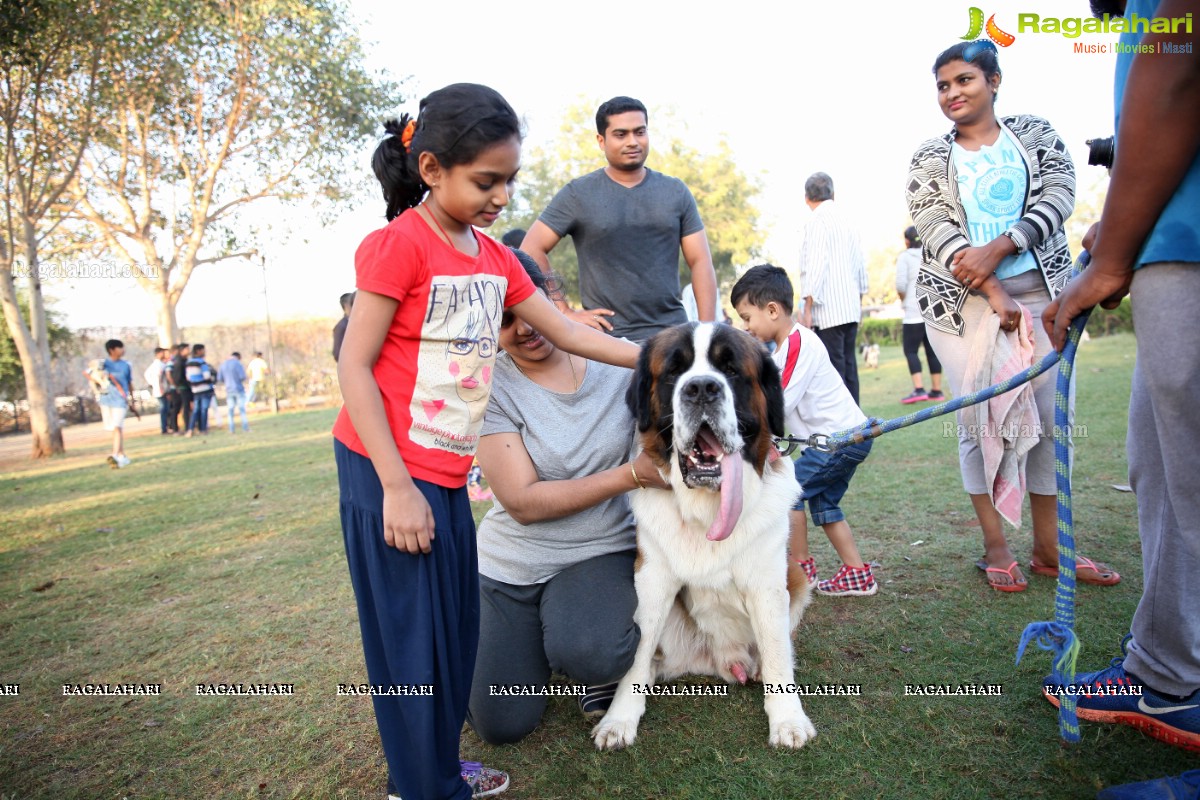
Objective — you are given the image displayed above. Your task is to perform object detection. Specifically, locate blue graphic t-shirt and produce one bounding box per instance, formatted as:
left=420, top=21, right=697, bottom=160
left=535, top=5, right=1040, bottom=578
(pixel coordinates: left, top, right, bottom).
left=953, top=128, right=1038, bottom=280
left=99, top=358, right=132, bottom=408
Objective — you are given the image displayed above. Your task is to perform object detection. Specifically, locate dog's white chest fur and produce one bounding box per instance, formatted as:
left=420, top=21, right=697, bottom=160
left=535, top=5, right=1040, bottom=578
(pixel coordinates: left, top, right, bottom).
left=629, top=456, right=797, bottom=586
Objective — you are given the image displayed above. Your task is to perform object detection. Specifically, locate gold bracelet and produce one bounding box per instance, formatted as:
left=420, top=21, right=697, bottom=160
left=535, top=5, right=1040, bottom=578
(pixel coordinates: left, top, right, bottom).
left=630, top=461, right=645, bottom=489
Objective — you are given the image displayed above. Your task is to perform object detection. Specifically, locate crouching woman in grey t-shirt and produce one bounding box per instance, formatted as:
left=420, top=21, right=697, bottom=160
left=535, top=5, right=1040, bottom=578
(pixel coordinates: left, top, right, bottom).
left=466, top=251, right=664, bottom=745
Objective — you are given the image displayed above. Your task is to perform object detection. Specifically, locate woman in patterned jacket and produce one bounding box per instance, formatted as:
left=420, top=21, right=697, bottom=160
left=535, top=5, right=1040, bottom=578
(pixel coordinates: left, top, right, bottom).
left=905, top=41, right=1120, bottom=593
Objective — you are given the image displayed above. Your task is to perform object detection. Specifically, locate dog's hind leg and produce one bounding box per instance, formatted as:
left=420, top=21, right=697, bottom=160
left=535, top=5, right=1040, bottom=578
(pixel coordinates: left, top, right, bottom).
left=592, top=558, right=682, bottom=751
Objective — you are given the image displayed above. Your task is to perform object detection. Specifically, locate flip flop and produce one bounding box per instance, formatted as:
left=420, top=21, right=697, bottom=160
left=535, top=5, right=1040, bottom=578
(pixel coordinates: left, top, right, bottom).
left=1029, top=556, right=1121, bottom=586
left=975, top=559, right=1028, bottom=592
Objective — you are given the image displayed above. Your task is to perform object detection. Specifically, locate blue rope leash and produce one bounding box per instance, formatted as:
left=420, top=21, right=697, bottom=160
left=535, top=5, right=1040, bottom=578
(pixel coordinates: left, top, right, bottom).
left=778, top=324, right=1075, bottom=457
left=1014, top=301, right=1086, bottom=742
left=777, top=258, right=1092, bottom=743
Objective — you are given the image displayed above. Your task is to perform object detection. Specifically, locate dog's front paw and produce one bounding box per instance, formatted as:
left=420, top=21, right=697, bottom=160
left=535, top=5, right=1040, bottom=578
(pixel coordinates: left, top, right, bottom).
left=592, top=714, right=640, bottom=750
left=769, top=714, right=816, bottom=749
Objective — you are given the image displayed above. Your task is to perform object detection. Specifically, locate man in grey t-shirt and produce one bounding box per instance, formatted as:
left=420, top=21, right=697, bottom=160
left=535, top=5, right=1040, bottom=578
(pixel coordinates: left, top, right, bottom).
left=521, top=96, right=719, bottom=342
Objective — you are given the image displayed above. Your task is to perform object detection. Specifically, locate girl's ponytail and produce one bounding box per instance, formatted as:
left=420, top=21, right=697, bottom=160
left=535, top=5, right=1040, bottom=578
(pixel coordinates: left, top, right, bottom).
left=373, top=113, right=424, bottom=221
left=371, top=85, right=521, bottom=221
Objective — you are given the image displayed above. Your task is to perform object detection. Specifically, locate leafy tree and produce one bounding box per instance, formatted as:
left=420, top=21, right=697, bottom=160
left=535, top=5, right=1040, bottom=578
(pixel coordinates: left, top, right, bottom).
left=495, top=101, right=765, bottom=306
left=72, top=0, right=399, bottom=347
left=1, top=0, right=115, bottom=456
left=865, top=246, right=901, bottom=309
left=1065, top=173, right=1109, bottom=259
left=0, top=299, right=73, bottom=402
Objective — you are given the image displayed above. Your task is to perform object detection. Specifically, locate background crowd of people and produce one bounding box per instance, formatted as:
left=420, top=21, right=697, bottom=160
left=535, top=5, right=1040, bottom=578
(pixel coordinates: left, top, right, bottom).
left=89, top=341, right=270, bottom=467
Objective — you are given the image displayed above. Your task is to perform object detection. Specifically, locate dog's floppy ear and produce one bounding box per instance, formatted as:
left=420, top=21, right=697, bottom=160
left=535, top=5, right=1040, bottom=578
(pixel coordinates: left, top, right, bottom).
left=759, top=348, right=786, bottom=439
left=626, top=339, right=658, bottom=433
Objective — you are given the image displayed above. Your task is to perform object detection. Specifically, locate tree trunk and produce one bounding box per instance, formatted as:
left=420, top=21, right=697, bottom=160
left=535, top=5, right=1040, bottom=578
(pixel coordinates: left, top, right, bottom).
left=155, top=289, right=180, bottom=348
left=0, top=286, right=64, bottom=456
left=24, top=357, right=64, bottom=457
left=0, top=237, right=65, bottom=458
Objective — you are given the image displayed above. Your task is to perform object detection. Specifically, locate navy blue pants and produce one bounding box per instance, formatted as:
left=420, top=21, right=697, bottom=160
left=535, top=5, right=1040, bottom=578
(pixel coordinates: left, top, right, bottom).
left=336, top=440, right=477, bottom=800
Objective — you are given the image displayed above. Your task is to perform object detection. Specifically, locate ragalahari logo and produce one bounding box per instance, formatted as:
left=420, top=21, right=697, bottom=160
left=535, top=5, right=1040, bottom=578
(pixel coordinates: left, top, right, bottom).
left=962, top=7, right=1016, bottom=47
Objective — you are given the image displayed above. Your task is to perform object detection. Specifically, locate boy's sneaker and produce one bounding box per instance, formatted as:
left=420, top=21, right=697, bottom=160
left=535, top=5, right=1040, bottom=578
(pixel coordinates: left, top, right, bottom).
left=793, top=557, right=818, bottom=584
left=816, top=564, right=877, bottom=597
left=460, top=761, right=509, bottom=798
left=1043, top=637, right=1200, bottom=753
left=115, top=454, right=131, bottom=468
left=926, top=390, right=946, bottom=401
left=1097, top=770, right=1200, bottom=800
left=900, top=389, right=929, bottom=404
left=578, top=681, right=619, bottom=719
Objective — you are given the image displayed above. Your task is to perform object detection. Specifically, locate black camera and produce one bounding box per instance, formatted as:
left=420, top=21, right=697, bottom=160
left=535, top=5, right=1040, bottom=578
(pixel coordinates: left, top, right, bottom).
left=1087, top=136, right=1115, bottom=169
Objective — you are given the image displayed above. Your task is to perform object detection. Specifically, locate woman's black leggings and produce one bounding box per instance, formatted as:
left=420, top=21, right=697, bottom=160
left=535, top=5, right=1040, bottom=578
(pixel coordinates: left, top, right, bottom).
left=902, top=322, right=942, bottom=376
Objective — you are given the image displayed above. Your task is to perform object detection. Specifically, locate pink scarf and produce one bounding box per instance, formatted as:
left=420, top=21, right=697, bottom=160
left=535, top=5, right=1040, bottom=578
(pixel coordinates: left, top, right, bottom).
left=961, top=305, right=1041, bottom=527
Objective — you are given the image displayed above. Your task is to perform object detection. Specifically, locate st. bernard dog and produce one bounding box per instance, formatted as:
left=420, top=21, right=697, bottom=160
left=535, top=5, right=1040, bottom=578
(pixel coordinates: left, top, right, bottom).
left=592, top=322, right=815, bottom=751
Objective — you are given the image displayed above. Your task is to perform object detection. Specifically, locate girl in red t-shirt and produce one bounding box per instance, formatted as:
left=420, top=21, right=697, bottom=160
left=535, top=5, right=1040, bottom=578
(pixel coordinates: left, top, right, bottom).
left=334, top=84, right=637, bottom=800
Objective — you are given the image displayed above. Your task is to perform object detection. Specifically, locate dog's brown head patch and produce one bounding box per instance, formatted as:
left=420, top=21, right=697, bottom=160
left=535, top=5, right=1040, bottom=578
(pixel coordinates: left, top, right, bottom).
left=626, top=323, right=785, bottom=475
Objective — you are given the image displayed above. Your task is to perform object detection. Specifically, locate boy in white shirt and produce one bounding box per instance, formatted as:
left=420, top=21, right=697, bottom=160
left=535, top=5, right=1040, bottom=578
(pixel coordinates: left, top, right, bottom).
left=732, top=265, right=877, bottom=597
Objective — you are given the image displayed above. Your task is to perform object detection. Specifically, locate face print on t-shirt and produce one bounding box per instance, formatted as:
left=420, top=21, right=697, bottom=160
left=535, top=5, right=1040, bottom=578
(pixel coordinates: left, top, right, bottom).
left=446, top=305, right=496, bottom=418
left=410, top=274, right=504, bottom=455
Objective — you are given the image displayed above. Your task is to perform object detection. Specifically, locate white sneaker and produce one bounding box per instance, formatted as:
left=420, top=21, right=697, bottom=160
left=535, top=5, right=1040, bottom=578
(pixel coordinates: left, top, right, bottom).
left=115, top=454, right=131, bottom=468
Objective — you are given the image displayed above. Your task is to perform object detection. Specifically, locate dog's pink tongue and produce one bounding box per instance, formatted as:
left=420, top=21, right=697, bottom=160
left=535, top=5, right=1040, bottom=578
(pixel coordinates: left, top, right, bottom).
left=705, top=448, right=744, bottom=542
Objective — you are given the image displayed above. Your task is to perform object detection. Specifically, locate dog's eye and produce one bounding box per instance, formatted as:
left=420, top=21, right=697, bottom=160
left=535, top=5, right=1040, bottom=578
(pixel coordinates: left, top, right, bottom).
left=664, top=354, right=688, bottom=379
left=712, top=357, right=740, bottom=379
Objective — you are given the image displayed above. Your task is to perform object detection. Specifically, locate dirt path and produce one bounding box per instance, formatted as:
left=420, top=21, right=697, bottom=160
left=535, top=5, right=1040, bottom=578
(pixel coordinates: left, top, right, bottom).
left=0, top=404, right=280, bottom=469
left=0, top=415, right=171, bottom=469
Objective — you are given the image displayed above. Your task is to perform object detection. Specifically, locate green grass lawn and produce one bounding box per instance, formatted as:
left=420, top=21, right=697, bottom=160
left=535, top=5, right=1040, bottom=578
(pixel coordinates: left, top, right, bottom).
left=0, top=333, right=1192, bottom=799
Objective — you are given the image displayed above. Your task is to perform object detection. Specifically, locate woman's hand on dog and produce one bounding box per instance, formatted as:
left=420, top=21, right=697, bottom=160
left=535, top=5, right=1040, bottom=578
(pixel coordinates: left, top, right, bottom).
left=632, top=451, right=671, bottom=491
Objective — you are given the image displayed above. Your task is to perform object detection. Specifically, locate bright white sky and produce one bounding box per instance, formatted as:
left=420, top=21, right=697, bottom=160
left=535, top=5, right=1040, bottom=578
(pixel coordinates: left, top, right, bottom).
left=48, top=0, right=1121, bottom=330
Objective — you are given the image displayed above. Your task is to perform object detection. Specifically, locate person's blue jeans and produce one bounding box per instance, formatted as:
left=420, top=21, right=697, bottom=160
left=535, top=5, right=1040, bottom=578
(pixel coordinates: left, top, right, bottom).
left=792, top=430, right=875, bottom=526
left=158, top=394, right=172, bottom=433
left=190, top=391, right=213, bottom=433
left=226, top=391, right=248, bottom=432
left=247, top=380, right=261, bottom=404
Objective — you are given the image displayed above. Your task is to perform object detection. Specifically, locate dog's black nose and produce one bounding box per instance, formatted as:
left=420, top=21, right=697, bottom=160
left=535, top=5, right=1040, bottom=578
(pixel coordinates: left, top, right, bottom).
left=682, top=376, right=724, bottom=404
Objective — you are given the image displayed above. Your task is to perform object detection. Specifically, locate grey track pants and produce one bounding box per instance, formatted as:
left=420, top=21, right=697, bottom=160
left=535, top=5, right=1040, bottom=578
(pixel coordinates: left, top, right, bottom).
left=467, top=549, right=640, bottom=744
left=1124, top=263, right=1200, bottom=695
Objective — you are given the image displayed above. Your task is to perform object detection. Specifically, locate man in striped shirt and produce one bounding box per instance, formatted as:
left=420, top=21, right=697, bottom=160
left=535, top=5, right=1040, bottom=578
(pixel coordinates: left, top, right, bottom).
left=798, top=172, right=869, bottom=403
